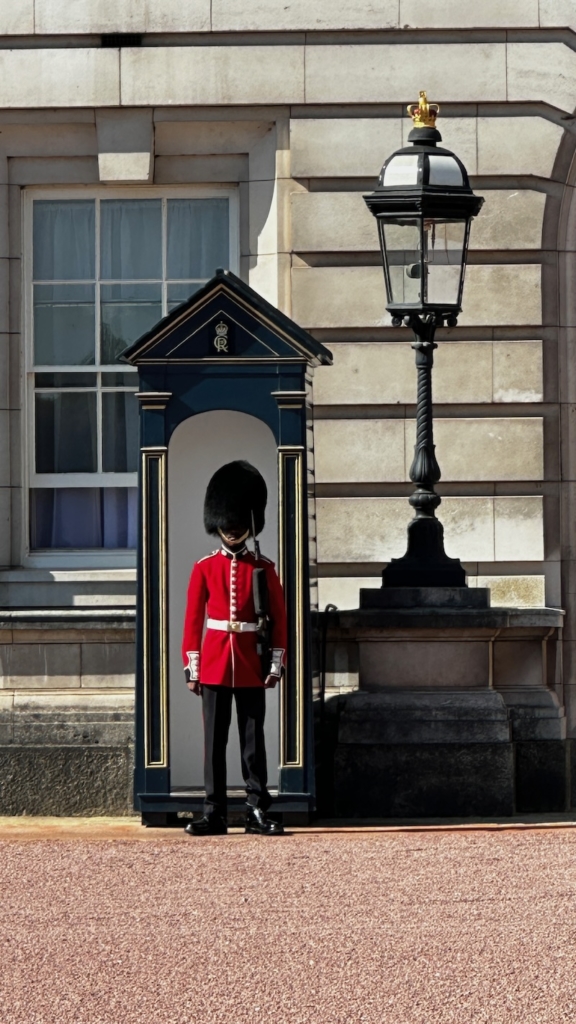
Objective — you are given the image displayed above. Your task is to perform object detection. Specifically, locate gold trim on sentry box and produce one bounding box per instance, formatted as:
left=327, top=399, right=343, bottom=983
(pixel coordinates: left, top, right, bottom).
left=271, top=391, right=307, bottom=409
left=135, top=392, right=172, bottom=411
left=278, top=445, right=305, bottom=769
left=142, top=446, right=169, bottom=769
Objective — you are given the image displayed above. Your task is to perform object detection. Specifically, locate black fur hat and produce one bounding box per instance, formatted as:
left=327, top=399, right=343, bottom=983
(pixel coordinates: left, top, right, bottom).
left=204, top=460, right=267, bottom=537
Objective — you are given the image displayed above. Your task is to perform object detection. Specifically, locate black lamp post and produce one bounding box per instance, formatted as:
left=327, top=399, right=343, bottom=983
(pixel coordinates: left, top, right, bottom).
left=364, top=92, right=484, bottom=588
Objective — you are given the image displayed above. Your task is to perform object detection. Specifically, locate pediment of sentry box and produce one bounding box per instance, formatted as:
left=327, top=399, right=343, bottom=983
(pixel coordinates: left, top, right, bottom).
left=123, top=271, right=332, bottom=367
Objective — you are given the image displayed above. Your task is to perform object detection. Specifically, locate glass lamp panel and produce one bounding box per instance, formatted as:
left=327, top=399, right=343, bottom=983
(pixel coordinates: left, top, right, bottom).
left=34, top=284, right=95, bottom=365
left=424, top=219, right=467, bottom=306
left=382, top=220, right=422, bottom=305
left=428, top=155, right=464, bottom=187
left=35, top=391, right=97, bottom=473
left=382, top=154, right=419, bottom=187
left=100, top=283, right=162, bottom=363
left=100, top=200, right=162, bottom=280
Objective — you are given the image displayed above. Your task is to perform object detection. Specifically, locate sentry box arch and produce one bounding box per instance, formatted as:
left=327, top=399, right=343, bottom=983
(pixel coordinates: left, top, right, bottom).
left=123, top=270, right=332, bottom=826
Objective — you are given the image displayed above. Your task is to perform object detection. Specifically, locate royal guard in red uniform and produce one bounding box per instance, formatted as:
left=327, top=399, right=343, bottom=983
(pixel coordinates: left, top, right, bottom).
left=182, top=460, right=287, bottom=836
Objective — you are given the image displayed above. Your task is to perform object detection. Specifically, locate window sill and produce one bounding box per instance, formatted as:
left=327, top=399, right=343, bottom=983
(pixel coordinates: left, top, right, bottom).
left=0, top=568, right=137, bottom=583
left=24, top=552, right=137, bottom=571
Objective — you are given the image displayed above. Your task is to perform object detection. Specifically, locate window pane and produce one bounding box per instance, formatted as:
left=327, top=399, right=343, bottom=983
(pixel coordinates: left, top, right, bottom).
left=167, top=281, right=202, bottom=311
left=167, top=198, right=229, bottom=279
left=30, top=487, right=137, bottom=549
left=33, top=200, right=95, bottom=281
left=101, top=371, right=138, bottom=387
left=35, top=372, right=96, bottom=388
left=34, top=284, right=95, bottom=366
left=100, top=200, right=162, bottom=280
left=101, top=283, right=162, bottom=363
left=102, top=392, right=139, bottom=472
left=35, top=392, right=97, bottom=472
left=102, top=488, right=138, bottom=548
left=28, top=191, right=232, bottom=551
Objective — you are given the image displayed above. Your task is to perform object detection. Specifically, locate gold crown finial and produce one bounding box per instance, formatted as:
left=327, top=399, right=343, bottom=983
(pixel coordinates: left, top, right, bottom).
left=407, top=91, right=439, bottom=129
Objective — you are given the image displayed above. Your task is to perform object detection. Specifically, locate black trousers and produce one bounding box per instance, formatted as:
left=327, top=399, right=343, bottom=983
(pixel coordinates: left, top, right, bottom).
left=201, top=685, right=270, bottom=816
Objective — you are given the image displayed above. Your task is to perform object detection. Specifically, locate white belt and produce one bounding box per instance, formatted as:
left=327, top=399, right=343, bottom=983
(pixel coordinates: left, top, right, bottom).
left=207, top=618, right=259, bottom=633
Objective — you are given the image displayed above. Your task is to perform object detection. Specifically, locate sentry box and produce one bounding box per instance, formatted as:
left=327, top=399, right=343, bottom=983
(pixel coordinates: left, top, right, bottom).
left=123, top=270, right=332, bottom=826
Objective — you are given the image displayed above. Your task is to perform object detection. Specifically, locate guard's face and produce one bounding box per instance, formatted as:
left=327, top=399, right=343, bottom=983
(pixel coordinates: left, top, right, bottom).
left=218, top=527, right=250, bottom=545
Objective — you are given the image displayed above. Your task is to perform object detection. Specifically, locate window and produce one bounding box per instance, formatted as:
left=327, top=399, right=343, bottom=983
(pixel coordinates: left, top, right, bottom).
left=25, top=189, right=237, bottom=561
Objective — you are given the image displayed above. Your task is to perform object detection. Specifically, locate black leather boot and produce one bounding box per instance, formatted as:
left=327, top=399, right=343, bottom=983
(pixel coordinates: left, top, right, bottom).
left=245, top=807, right=284, bottom=835
left=185, top=813, right=228, bottom=836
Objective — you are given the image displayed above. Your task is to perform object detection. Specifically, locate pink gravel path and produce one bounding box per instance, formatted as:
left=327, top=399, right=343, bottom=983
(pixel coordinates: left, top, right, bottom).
left=1, top=827, right=576, bottom=1023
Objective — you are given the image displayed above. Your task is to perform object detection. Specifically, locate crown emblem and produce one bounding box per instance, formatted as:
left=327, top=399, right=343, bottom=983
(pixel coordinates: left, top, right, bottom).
left=407, top=91, right=439, bottom=129
left=213, top=320, right=229, bottom=353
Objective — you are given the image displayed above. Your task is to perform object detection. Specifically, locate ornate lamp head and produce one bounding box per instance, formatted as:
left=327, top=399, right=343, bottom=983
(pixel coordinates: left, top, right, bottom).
left=363, top=89, right=484, bottom=324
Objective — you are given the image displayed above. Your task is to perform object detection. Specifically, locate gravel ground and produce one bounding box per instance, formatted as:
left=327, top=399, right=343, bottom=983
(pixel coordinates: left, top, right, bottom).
left=1, top=825, right=576, bottom=1023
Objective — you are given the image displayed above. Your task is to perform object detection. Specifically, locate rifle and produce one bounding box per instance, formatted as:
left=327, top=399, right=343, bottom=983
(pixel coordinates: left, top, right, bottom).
left=251, top=511, right=272, bottom=679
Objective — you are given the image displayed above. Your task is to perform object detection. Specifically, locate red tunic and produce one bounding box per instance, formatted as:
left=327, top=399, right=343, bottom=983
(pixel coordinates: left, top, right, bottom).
left=181, top=547, right=287, bottom=689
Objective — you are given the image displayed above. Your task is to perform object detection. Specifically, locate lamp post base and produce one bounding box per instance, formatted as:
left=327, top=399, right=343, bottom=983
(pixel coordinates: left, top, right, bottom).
left=361, top=586, right=490, bottom=609
left=382, top=514, right=466, bottom=588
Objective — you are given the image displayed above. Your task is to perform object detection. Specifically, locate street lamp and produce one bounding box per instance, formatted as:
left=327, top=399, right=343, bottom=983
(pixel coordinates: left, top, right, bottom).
left=364, top=92, right=484, bottom=588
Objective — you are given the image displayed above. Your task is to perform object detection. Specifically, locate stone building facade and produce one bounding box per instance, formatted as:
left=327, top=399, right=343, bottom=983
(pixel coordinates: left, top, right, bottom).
left=0, top=0, right=574, bottom=813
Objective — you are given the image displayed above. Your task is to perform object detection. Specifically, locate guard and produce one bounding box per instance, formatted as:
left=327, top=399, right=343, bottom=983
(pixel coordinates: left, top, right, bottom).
left=182, top=460, right=287, bottom=836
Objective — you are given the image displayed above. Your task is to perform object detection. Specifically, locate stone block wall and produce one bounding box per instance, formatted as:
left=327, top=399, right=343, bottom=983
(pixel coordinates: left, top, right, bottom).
left=0, top=2, right=573, bottom=812
left=0, top=613, right=135, bottom=815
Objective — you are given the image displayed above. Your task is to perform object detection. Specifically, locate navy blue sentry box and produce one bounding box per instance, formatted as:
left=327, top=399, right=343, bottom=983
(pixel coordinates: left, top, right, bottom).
left=123, top=269, right=332, bottom=826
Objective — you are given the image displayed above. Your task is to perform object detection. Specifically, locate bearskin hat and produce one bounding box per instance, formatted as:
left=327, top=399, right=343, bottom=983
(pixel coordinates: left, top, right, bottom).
left=203, top=460, right=267, bottom=537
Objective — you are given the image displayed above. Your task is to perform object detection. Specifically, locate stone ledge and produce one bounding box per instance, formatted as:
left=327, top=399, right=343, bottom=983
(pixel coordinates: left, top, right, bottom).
left=0, top=609, right=136, bottom=630
left=330, top=606, right=564, bottom=635
left=0, top=609, right=136, bottom=645
left=0, top=571, right=137, bottom=582
left=360, top=587, right=491, bottom=609
left=500, top=689, right=566, bottom=741
left=326, top=687, right=566, bottom=745
left=317, top=606, right=564, bottom=693
left=0, top=699, right=135, bottom=746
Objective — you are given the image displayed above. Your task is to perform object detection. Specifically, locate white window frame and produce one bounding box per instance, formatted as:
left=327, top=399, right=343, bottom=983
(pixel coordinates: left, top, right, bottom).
left=22, top=184, right=240, bottom=568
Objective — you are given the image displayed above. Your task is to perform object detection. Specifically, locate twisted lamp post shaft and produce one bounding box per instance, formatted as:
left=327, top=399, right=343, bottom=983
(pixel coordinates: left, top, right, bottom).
left=382, top=314, right=465, bottom=588
left=409, top=329, right=441, bottom=519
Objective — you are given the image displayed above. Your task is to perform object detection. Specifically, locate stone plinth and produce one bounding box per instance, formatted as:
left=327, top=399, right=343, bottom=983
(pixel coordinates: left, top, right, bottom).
left=331, top=738, right=515, bottom=818
left=325, top=605, right=563, bottom=697
left=317, top=604, right=566, bottom=818
left=360, top=586, right=490, bottom=609
left=337, top=690, right=510, bottom=745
